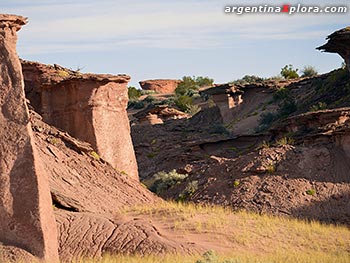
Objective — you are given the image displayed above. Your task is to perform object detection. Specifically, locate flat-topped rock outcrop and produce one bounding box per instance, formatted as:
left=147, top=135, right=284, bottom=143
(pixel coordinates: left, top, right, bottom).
left=22, top=60, right=139, bottom=180
left=139, top=79, right=180, bottom=94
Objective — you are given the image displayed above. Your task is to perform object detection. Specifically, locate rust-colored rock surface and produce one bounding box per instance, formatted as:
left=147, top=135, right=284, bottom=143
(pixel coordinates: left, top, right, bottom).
left=0, top=15, right=59, bottom=261
left=55, top=210, right=195, bottom=261
left=133, top=105, right=188, bottom=125
left=27, top=109, right=198, bottom=261
left=139, top=79, right=180, bottom=94
left=30, top=109, right=157, bottom=214
left=0, top=244, right=38, bottom=263
left=317, top=27, right=350, bottom=72
left=22, top=61, right=139, bottom=179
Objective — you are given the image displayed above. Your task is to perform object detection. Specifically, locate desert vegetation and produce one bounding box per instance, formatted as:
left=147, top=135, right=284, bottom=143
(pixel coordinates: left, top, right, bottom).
left=174, top=76, right=214, bottom=112
left=90, top=201, right=350, bottom=263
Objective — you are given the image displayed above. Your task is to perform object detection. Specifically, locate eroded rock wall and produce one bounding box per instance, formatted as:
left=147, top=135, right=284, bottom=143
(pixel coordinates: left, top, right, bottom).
left=22, top=61, right=139, bottom=180
left=139, top=79, right=180, bottom=94
left=317, top=27, right=350, bottom=72
left=0, top=14, right=59, bottom=261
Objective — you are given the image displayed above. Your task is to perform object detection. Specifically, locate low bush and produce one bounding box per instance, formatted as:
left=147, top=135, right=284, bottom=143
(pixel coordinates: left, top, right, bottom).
left=309, top=102, right=327, bottom=112
left=278, top=99, right=297, bottom=118
left=177, top=180, right=199, bottom=202
left=128, top=86, right=141, bottom=100
left=175, top=95, right=193, bottom=112
left=273, top=87, right=290, bottom=102
left=281, top=64, right=299, bottom=79
left=301, top=66, right=318, bottom=77
left=231, top=75, right=264, bottom=85
left=149, top=170, right=188, bottom=194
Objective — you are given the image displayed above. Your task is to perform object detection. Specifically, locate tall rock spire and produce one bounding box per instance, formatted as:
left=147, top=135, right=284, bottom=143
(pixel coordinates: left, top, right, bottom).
left=0, top=14, right=59, bottom=262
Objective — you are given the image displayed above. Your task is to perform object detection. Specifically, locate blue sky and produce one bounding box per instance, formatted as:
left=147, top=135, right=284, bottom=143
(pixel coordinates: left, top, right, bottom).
left=3, top=0, right=349, bottom=87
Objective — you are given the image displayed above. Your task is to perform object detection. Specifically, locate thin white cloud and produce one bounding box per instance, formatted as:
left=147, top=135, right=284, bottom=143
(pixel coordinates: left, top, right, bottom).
left=7, top=0, right=349, bottom=55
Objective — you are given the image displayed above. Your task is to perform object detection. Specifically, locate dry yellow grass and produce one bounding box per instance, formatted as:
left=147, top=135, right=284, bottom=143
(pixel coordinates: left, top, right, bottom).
left=75, top=251, right=350, bottom=263
left=119, top=201, right=350, bottom=262
left=3, top=201, right=349, bottom=263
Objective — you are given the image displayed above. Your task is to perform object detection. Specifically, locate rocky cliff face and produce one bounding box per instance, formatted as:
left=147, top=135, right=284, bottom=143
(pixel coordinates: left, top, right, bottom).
left=139, top=79, right=180, bottom=94
left=0, top=15, right=59, bottom=262
left=317, top=27, right=350, bottom=72
left=22, top=61, right=139, bottom=180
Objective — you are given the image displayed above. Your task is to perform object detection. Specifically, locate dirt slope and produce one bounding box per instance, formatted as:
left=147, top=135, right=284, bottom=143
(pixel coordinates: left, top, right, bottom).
left=131, top=71, right=350, bottom=225
left=27, top=109, right=202, bottom=261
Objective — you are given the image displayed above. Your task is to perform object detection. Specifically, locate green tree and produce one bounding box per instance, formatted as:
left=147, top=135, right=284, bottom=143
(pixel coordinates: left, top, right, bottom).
left=175, top=76, right=214, bottom=96
left=195, top=76, right=214, bottom=87
left=128, top=86, right=141, bottom=100
left=280, top=64, right=299, bottom=79
left=175, top=95, right=193, bottom=112
left=175, top=76, right=198, bottom=96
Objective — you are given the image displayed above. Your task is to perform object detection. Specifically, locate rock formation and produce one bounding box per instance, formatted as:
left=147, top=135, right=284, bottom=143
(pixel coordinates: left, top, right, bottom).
left=22, top=61, right=139, bottom=180
left=200, top=84, right=244, bottom=123
left=133, top=105, right=188, bottom=125
left=317, top=27, right=350, bottom=72
left=139, top=79, right=180, bottom=94
left=28, top=108, right=198, bottom=261
left=0, top=14, right=59, bottom=262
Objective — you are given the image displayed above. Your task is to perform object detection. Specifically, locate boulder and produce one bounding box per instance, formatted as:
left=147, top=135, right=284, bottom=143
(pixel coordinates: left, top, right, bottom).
left=0, top=15, right=59, bottom=261
left=139, top=79, right=180, bottom=94
left=317, top=27, right=350, bottom=72
left=133, top=105, right=188, bottom=125
left=22, top=61, right=139, bottom=180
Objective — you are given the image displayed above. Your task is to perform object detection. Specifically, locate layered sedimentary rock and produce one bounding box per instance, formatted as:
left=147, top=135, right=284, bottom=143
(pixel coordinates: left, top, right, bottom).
left=317, top=27, right=350, bottom=72
left=0, top=15, right=59, bottom=261
left=139, top=79, right=180, bottom=94
left=133, top=105, right=188, bottom=125
left=200, top=84, right=244, bottom=123
left=22, top=61, right=139, bottom=179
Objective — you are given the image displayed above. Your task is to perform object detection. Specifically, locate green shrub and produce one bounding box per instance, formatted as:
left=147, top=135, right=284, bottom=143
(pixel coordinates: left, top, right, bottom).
left=149, top=170, right=188, bottom=194
left=146, top=152, right=157, bottom=159
left=232, top=75, right=264, bottom=85
left=128, top=100, right=145, bottom=109
left=143, top=95, right=156, bottom=104
left=256, top=112, right=278, bottom=132
left=89, top=151, right=100, bottom=161
left=233, top=180, right=240, bottom=187
left=161, top=96, right=176, bottom=107
left=301, top=66, right=318, bottom=77
left=176, top=76, right=214, bottom=97
left=266, top=75, right=283, bottom=81
left=128, top=86, right=141, bottom=100
left=57, top=70, right=70, bottom=78
left=310, top=102, right=327, bottom=112
left=266, top=163, right=276, bottom=174
left=175, top=76, right=198, bottom=96
left=278, top=99, right=297, bottom=118
left=133, top=101, right=145, bottom=109
left=186, top=104, right=201, bottom=115
left=281, top=64, right=299, bottom=79
left=273, top=87, right=290, bottom=101
left=177, top=180, right=199, bottom=202
left=195, top=76, right=214, bottom=87
left=256, top=140, right=271, bottom=150
left=175, top=95, right=193, bottom=112
left=276, top=137, right=294, bottom=146
left=306, top=189, right=316, bottom=195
